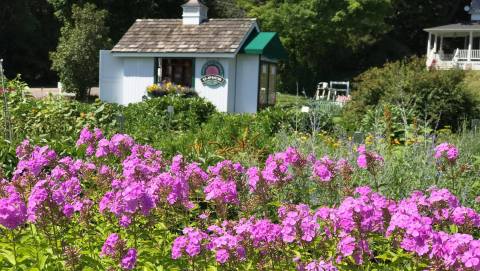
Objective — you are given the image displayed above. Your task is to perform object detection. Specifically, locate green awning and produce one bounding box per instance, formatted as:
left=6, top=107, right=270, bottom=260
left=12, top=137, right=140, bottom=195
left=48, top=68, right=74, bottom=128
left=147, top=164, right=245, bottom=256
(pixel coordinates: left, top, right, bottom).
left=243, top=32, right=288, bottom=60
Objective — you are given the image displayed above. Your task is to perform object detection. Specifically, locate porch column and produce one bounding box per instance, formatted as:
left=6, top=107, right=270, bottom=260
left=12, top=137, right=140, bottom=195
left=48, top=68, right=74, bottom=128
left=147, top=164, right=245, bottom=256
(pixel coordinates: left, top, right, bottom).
left=433, top=34, right=438, bottom=53
left=468, top=31, right=473, bottom=62
left=439, top=36, right=444, bottom=52
left=427, top=33, right=432, bottom=56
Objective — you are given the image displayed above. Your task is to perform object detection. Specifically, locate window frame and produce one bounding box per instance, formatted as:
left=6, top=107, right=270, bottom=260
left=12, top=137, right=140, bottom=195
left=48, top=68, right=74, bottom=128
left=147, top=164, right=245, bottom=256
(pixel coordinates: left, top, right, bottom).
left=258, top=60, right=278, bottom=110
left=154, top=57, right=195, bottom=88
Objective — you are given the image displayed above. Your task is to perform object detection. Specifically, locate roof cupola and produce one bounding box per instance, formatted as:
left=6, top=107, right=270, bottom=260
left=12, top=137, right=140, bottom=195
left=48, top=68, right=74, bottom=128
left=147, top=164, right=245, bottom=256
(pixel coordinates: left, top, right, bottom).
left=182, top=0, right=208, bottom=25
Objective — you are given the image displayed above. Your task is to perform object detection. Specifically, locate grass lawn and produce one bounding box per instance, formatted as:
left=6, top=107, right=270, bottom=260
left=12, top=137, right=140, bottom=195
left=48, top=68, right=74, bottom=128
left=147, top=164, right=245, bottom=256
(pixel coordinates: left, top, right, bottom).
left=276, top=92, right=310, bottom=107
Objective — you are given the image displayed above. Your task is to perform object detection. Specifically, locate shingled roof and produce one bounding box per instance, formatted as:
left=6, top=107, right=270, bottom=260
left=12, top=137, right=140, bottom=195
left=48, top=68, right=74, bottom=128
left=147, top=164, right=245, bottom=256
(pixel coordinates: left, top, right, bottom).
left=112, top=19, right=258, bottom=54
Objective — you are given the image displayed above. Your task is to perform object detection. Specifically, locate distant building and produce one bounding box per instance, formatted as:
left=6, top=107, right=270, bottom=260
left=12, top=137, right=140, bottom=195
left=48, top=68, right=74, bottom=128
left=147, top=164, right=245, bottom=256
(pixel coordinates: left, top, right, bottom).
left=425, top=0, right=480, bottom=70
left=99, top=0, right=287, bottom=113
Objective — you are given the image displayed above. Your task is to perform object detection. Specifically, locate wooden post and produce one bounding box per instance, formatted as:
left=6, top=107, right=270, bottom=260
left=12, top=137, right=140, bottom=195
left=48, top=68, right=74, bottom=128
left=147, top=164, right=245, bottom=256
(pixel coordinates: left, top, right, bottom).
left=433, top=34, right=438, bottom=53
left=468, top=31, right=473, bottom=62
left=439, top=36, right=444, bottom=52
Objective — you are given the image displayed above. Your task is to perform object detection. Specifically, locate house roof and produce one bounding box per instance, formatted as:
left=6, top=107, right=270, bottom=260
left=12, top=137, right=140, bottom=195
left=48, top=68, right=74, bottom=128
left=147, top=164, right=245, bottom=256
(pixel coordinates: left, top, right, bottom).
left=112, top=19, right=258, bottom=54
left=424, top=23, right=480, bottom=33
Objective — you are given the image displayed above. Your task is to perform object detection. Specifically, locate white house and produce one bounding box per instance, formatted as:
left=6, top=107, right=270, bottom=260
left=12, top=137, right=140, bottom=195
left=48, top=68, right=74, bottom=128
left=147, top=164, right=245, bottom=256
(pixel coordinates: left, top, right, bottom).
left=425, top=0, right=480, bottom=70
left=99, top=0, right=287, bottom=113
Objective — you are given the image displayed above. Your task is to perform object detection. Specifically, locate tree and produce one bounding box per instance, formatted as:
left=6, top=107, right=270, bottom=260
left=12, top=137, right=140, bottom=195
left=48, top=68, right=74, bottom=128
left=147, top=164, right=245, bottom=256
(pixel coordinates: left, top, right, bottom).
left=0, top=0, right=59, bottom=85
left=386, top=0, right=469, bottom=56
left=237, top=0, right=393, bottom=93
left=50, top=3, right=111, bottom=99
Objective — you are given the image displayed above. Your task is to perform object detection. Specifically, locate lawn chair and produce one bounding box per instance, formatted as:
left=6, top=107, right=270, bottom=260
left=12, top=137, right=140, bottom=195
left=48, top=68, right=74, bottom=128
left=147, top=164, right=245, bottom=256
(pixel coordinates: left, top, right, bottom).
left=315, top=82, right=329, bottom=100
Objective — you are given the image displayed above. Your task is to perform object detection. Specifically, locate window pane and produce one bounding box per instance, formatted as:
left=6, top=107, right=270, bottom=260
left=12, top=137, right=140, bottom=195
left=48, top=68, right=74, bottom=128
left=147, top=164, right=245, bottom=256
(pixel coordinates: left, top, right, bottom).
left=161, top=59, right=193, bottom=87
left=268, top=65, right=277, bottom=105
left=259, top=63, right=269, bottom=107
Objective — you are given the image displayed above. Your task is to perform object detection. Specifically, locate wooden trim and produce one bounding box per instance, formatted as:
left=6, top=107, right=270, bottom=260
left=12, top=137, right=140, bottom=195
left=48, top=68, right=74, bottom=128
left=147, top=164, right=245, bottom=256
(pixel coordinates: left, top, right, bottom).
left=256, top=55, right=261, bottom=112
left=111, top=52, right=236, bottom=58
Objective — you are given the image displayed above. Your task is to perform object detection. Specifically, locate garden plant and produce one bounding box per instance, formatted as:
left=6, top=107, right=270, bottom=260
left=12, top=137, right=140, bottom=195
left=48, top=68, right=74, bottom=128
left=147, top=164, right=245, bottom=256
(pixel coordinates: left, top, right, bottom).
left=0, top=127, right=478, bottom=270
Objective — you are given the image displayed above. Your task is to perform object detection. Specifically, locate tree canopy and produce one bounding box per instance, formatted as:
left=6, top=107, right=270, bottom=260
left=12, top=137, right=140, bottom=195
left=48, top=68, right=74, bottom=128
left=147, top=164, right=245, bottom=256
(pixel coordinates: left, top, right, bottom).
left=50, top=3, right=111, bottom=99
left=0, top=0, right=474, bottom=91
left=238, top=0, right=393, bottom=91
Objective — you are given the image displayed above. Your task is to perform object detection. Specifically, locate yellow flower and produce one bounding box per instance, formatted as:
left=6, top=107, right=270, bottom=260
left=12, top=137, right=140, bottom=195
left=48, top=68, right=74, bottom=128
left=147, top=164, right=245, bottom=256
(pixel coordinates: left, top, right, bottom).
left=365, top=134, right=374, bottom=145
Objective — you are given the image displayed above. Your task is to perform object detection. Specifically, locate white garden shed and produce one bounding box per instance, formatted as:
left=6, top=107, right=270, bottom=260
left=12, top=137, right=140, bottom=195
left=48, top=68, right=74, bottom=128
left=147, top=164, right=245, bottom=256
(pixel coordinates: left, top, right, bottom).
left=99, top=0, right=287, bottom=113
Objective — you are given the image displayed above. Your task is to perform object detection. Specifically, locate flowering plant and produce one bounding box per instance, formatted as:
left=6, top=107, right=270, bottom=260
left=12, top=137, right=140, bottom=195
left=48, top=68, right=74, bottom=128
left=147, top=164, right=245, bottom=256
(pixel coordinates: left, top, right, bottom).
left=146, top=82, right=193, bottom=97
left=0, top=129, right=477, bottom=271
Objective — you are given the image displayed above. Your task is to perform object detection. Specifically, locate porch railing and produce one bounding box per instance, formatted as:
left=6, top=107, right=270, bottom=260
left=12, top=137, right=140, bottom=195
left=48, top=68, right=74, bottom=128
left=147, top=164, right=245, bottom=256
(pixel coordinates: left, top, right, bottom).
left=453, top=49, right=480, bottom=61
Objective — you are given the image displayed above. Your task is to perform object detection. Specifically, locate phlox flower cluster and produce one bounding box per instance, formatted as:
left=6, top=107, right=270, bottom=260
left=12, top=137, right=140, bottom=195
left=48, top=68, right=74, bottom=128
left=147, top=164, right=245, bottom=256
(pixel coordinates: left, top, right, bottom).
left=296, top=258, right=338, bottom=271
left=95, top=134, right=135, bottom=158
left=204, top=160, right=244, bottom=204
left=172, top=184, right=480, bottom=270
left=311, top=155, right=335, bottom=182
left=100, top=148, right=208, bottom=227
left=249, top=150, right=354, bottom=194
left=76, top=127, right=104, bottom=156
left=356, top=144, right=384, bottom=172
left=435, top=142, right=459, bottom=164
left=278, top=204, right=319, bottom=243
left=14, top=140, right=57, bottom=180
left=172, top=227, right=209, bottom=259
left=101, top=233, right=137, bottom=270
left=25, top=156, right=96, bottom=222
left=2, top=128, right=476, bottom=270
left=27, top=177, right=90, bottom=222
left=387, top=187, right=480, bottom=269
left=172, top=217, right=285, bottom=264
left=0, top=185, right=27, bottom=229
left=99, top=180, right=155, bottom=227
left=261, top=147, right=304, bottom=185
left=207, top=223, right=246, bottom=263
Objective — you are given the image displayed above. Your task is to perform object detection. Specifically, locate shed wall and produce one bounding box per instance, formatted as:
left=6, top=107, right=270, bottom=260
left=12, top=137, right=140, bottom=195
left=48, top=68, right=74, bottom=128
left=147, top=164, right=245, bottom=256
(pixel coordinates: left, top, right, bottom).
left=122, top=58, right=155, bottom=104
left=99, top=50, right=124, bottom=104
left=235, top=54, right=259, bottom=113
left=194, top=58, right=233, bottom=112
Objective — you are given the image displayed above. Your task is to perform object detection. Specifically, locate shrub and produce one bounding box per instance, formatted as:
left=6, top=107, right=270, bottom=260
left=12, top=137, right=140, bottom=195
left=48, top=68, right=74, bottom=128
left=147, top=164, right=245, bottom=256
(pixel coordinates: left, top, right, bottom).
left=344, top=57, right=480, bottom=131
left=121, top=96, right=216, bottom=144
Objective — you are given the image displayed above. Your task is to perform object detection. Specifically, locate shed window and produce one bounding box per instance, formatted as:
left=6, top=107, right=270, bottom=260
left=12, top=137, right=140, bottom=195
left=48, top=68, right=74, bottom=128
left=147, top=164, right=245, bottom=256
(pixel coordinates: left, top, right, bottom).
left=259, top=62, right=278, bottom=108
left=155, top=58, right=193, bottom=88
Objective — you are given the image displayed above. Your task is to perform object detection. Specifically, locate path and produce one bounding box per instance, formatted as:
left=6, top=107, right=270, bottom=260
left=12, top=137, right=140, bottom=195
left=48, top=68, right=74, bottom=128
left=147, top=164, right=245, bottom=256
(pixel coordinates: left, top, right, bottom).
left=28, top=87, right=99, bottom=98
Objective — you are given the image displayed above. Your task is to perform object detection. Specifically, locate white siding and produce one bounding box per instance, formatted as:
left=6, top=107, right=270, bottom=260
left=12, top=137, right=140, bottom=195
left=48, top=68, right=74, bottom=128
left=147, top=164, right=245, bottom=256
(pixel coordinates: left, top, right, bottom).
left=99, top=50, right=123, bottom=104
left=235, top=54, right=259, bottom=113
left=122, top=58, right=155, bottom=104
left=194, top=58, right=231, bottom=112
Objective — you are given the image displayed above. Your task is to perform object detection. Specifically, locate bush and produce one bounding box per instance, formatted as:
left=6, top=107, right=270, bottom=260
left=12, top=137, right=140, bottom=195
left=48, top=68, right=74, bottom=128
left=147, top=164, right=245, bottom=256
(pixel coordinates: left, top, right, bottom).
left=121, top=96, right=217, bottom=143
left=343, top=57, right=480, bottom=131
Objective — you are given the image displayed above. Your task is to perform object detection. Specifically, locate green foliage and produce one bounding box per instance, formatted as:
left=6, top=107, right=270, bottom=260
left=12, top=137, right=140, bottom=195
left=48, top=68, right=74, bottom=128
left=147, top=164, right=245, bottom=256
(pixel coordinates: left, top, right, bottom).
left=50, top=3, right=111, bottom=99
left=0, top=0, right=59, bottom=84
left=343, top=57, right=480, bottom=131
left=121, top=96, right=217, bottom=144
left=238, top=0, right=392, bottom=92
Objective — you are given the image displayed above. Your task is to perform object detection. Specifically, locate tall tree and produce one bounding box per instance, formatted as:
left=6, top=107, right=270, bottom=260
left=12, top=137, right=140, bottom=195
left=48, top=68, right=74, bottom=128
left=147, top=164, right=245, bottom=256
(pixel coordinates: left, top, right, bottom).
left=50, top=3, right=111, bottom=99
left=0, top=0, right=59, bottom=85
left=386, top=0, right=469, bottom=56
left=238, top=0, right=393, bottom=93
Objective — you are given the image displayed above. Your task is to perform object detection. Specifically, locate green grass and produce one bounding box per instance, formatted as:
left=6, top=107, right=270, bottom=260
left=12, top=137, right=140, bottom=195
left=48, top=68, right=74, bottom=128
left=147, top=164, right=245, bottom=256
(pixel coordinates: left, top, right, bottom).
left=276, top=92, right=310, bottom=107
